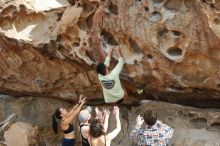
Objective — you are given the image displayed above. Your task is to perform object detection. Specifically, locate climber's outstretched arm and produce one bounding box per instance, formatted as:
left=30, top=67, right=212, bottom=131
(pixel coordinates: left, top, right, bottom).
left=104, top=48, right=113, bottom=67
left=111, top=46, right=124, bottom=76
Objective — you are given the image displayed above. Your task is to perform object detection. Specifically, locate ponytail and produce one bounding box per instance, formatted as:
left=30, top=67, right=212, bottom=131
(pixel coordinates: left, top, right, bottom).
left=52, top=108, right=61, bottom=134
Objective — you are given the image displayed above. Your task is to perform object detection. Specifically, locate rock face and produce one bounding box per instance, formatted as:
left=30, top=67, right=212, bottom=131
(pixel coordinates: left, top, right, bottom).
left=0, top=0, right=220, bottom=107
left=0, top=95, right=71, bottom=146
left=4, top=122, right=45, bottom=146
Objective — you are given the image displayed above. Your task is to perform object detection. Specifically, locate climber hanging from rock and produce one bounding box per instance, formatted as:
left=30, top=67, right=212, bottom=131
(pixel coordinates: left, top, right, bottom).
left=96, top=46, right=125, bottom=104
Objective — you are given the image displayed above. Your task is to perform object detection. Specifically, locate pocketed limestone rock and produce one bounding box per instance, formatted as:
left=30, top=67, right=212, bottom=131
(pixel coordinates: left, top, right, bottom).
left=4, top=122, right=45, bottom=146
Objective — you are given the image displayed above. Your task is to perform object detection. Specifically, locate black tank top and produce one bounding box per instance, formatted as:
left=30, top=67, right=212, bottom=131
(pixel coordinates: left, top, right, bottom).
left=79, top=124, right=90, bottom=146
left=63, top=123, right=74, bottom=134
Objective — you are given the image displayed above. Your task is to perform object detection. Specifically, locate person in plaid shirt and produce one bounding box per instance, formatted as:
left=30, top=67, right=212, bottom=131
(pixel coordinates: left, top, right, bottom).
left=130, top=110, right=174, bottom=146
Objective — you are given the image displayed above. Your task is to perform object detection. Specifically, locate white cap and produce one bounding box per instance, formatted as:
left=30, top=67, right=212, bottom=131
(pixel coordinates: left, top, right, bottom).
left=78, top=107, right=91, bottom=122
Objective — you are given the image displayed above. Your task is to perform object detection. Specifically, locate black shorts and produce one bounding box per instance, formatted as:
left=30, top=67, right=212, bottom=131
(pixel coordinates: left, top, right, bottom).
left=62, top=138, right=75, bottom=146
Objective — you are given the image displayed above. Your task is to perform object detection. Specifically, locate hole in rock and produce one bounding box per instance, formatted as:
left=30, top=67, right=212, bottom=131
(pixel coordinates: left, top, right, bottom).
left=213, top=18, right=220, bottom=25
left=149, top=11, right=162, bottom=22
left=58, top=45, right=66, bottom=52
left=164, top=0, right=182, bottom=10
left=75, top=37, right=81, bottom=42
left=57, top=35, right=62, bottom=42
left=76, top=1, right=82, bottom=7
left=19, top=4, right=26, bottom=11
left=144, top=7, right=149, bottom=12
left=129, top=37, right=141, bottom=54
left=153, top=0, right=165, bottom=3
left=108, top=37, right=118, bottom=46
left=211, top=123, right=220, bottom=129
left=188, top=113, right=196, bottom=119
left=147, top=54, right=153, bottom=59
left=134, top=60, right=138, bottom=65
left=50, top=40, right=57, bottom=47
left=41, top=44, right=55, bottom=58
left=72, top=42, right=80, bottom=47
left=152, top=11, right=160, bottom=16
left=101, top=30, right=119, bottom=46
left=210, top=3, right=215, bottom=8
left=109, top=2, right=118, bottom=15
left=167, top=47, right=182, bottom=56
left=68, top=0, right=75, bottom=5
left=56, top=12, right=63, bottom=21
left=86, top=12, right=95, bottom=29
left=189, top=118, right=207, bottom=129
left=214, top=3, right=220, bottom=11
left=158, top=28, right=169, bottom=37
left=172, top=30, right=181, bottom=36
